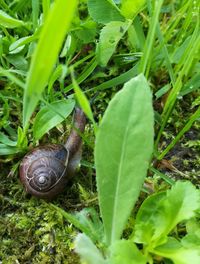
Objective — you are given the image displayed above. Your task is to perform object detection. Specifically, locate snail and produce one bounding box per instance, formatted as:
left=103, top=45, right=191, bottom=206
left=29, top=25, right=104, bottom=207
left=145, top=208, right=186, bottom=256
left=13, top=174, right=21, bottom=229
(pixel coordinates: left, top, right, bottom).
left=19, top=107, right=86, bottom=200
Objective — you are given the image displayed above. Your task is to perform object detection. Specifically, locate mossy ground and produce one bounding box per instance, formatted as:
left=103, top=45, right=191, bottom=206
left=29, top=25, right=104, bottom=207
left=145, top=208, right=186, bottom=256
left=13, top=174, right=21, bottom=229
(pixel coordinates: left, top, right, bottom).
left=0, top=96, right=199, bottom=263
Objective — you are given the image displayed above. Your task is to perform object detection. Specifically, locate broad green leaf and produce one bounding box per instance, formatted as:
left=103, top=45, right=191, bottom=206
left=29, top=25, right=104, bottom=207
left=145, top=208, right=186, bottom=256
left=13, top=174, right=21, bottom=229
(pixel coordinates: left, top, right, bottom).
left=97, top=20, right=131, bottom=66
left=163, top=181, right=200, bottom=228
left=182, top=233, right=200, bottom=248
left=88, top=0, right=124, bottom=24
left=75, top=233, right=106, bottom=264
left=134, top=192, right=166, bottom=246
left=153, top=237, right=200, bottom=264
left=95, top=74, right=154, bottom=245
left=109, top=240, right=146, bottom=264
left=0, top=10, right=24, bottom=28
left=134, top=181, right=200, bottom=247
left=74, top=21, right=97, bottom=44
left=121, top=0, right=146, bottom=19
left=186, top=219, right=200, bottom=239
left=33, top=99, right=75, bottom=140
left=23, top=0, right=78, bottom=128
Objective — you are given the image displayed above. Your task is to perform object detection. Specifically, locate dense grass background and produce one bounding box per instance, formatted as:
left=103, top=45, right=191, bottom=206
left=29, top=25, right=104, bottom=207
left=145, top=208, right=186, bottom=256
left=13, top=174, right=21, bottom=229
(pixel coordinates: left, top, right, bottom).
left=0, top=0, right=199, bottom=263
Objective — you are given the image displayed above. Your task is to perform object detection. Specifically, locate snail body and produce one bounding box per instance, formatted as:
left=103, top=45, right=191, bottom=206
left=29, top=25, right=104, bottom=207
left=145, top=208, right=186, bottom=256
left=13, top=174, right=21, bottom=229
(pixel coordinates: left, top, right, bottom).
left=20, top=108, right=86, bottom=199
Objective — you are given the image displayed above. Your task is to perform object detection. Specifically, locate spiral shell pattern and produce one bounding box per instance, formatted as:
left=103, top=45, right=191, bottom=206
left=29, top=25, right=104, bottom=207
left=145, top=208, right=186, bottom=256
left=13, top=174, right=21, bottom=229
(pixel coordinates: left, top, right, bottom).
left=26, top=156, right=67, bottom=192
left=20, top=144, right=69, bottom=197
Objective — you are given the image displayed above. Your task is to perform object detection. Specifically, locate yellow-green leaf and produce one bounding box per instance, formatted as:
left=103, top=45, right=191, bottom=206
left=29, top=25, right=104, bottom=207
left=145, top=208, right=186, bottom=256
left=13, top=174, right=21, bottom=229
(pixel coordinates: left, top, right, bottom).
left=120, top=0, right=146, bottom=19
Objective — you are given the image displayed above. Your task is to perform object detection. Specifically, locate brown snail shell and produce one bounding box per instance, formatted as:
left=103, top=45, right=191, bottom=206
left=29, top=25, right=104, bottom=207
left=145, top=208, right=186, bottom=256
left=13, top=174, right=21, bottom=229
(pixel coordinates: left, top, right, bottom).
left=19, top=107, right=86, bottom=199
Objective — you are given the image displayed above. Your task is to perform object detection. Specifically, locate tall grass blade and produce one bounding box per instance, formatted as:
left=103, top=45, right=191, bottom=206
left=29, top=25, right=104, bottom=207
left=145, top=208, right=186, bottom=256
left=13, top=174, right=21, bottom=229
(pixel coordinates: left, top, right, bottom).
left=139, top=0, right=164, bottom=76
left=23, top=0, right=78, bottom=128
left=155, top=20, right=200, bottom=150
left=158, top=106, right=200, bottom=160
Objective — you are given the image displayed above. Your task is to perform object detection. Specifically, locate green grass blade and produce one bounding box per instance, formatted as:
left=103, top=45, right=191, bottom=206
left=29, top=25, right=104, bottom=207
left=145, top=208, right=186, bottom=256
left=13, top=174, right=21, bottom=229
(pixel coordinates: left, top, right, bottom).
left=65, top=57, right=97, bottom=92
left=180, top=73, right=200, bottom=96
left=150, top=167, right=175, bottom=186
left=32, top=0, right=40, bottom=29
left=0, top=67, right=25, bottom=89
left=158, top=106, right=200, bottom=160
left=0, top=10, right=24, bottom=28
left=0, top=144, right=19, bottom=155
left=88, top=63, right=138, bottom=93
left=155, top=21, right=200, bottom=150
left=42, top=0, right=51, bottom=21
left=156, top=24, right=176, bottom=86
left=0, top=132, right=17, bottom=146
left=23, top=0, right=78, bottom=128
left=139, top=0, right=164, bottom=76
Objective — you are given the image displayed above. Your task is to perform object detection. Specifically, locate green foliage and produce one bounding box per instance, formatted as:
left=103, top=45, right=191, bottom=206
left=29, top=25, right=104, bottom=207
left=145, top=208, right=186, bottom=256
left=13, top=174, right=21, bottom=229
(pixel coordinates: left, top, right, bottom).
left=154, top=237, right=200, bottom=264
left=0, top=0, right=200, bottom=262
left=0, top=132, right=17, bottom=146
left=73, top=78, right=200, bottom=263
left=75, top=233, right=106, bottom=264
left=134, top=181, right=200, bottom=247
left=88, top=0, right=124, bottom=24
left=121, top=0, right=146, bottom=19
left=0, top=144, right=19, bottom=155
left=97, top=20, right=131, bottom=66
left=9, top=33, right=39, bottom=54
left=33, top=99, right=75, bottom=140
left=139, top=0, right=164, bottom=75
left=95, top=74, right=154, bottom=245
left=109, top=240, right=146, bottom=264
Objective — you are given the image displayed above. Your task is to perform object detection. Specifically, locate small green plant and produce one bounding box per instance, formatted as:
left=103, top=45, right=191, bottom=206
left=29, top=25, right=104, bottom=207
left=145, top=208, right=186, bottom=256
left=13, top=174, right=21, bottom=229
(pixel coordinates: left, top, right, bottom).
left=52, top=74, right=200, bottom=264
